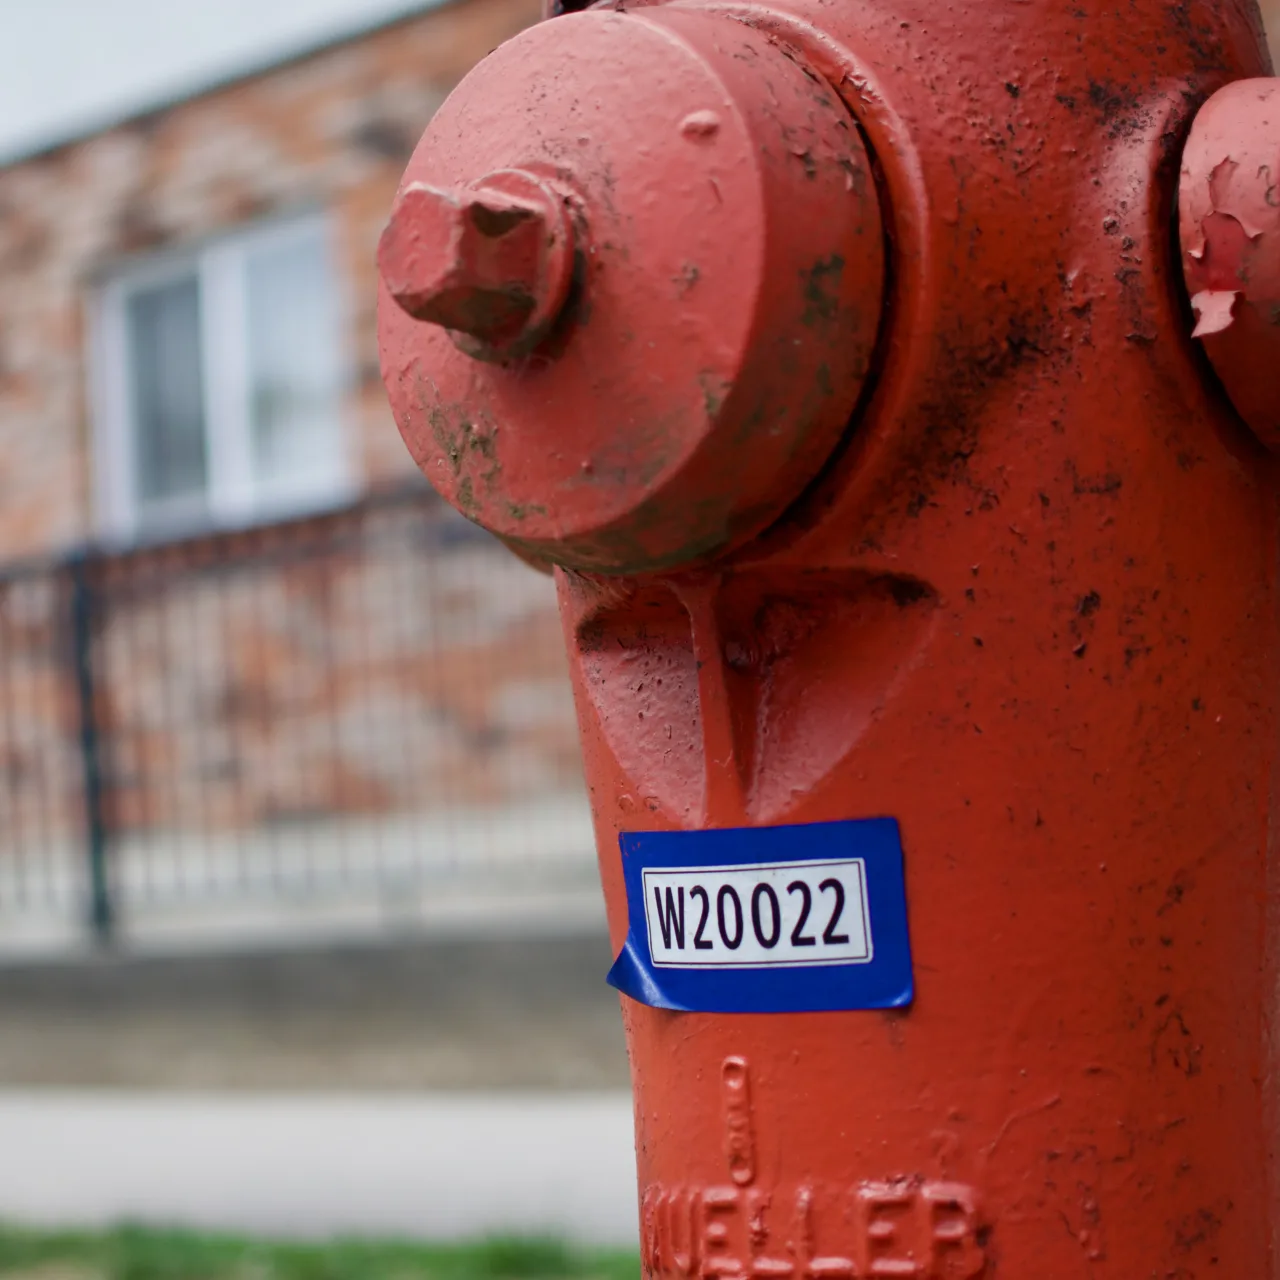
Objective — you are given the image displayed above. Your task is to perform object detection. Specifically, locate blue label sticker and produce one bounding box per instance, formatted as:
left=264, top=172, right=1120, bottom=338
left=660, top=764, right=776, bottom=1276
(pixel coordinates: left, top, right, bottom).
left=606, top=818, right=913, bottom=1014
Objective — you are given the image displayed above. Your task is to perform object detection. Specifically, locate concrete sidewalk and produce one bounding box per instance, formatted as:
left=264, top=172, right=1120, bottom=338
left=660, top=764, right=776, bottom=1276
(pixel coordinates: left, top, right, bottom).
left=0, top=936, right=629, bottom=1092
left=0, top=1092, right=639, bottom=1247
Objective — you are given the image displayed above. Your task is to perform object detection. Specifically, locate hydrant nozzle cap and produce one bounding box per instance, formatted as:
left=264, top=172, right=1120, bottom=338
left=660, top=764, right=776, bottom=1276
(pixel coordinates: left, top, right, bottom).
left=378, top=7, right=887, bottom=574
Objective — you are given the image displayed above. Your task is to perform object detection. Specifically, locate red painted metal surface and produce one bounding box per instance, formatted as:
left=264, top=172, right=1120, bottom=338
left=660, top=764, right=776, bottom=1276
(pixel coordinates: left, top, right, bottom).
left=380, top=0, right=1280, bottom=1273
left=379, top=169, right=576, bottom=360
left=1181, top=76, right=1280, bottom=446
left=378, top=6, right=884, bottom=573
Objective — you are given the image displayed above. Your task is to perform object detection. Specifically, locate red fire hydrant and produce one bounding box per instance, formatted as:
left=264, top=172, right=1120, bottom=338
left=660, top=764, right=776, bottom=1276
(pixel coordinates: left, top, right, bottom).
left=379, top=0, right=1280, bottom=1272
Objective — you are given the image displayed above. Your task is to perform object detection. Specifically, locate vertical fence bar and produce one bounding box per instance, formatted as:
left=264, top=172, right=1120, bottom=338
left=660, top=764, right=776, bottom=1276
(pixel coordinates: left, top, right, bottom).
left=67, top=550, right=112, bottom=943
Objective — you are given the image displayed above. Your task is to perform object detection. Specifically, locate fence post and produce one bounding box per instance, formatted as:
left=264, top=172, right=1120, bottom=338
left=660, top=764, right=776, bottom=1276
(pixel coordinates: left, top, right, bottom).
left=67, top=550, right=111, bottom=944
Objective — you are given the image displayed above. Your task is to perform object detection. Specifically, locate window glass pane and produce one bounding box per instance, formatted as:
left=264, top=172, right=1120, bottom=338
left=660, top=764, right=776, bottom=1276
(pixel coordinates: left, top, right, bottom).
left=126, top=274, right=208, bottom=511
left=245, top=226, right=343, bottom=498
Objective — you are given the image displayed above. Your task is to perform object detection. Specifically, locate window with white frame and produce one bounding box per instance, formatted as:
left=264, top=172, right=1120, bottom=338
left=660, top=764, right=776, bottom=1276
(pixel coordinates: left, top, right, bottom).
left=92, top=213, right=353, bottom=541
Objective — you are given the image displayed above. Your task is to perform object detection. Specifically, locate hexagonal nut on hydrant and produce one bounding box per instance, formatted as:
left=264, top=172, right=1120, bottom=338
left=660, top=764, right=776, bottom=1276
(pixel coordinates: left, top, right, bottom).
left=377, top=171, right=574, bottom=360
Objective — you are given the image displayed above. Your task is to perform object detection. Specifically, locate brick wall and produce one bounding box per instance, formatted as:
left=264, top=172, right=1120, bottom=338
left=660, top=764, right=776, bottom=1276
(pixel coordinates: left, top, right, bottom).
left=0, top=0, right=598, bottom=925
left=0, top=0, right=540, bottom=560
left=94, top=499, right=583, bottom=833
left=0, top=490, right=593, bottom=918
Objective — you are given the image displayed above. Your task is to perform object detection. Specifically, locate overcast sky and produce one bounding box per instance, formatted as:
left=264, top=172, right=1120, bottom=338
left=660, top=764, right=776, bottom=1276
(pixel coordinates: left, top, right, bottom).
left=0, top=0, right=438, bottom=164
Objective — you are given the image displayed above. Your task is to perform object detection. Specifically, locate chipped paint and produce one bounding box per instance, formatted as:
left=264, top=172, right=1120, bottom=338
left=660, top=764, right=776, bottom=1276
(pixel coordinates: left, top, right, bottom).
left=1180, top=77, right=1280, bottom=441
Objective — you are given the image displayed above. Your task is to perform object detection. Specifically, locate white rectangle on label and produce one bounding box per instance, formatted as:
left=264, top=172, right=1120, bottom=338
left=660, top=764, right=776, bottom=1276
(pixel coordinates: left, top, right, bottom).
left=642, top=857, right=872, bottom=969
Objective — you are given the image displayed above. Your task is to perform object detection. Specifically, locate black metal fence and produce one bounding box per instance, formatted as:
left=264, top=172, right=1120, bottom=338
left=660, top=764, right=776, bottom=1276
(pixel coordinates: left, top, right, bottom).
left=0, top=485, right=592, bottom=947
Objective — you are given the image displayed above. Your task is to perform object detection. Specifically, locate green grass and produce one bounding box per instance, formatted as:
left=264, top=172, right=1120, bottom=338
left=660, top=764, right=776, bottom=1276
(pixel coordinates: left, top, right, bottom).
left=0, top=1226, right=640, bottom=1280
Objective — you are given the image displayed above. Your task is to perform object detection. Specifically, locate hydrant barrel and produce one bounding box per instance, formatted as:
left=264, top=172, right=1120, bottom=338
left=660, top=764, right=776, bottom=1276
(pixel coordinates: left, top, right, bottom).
left=380, top=0, right=1280, bottom=1274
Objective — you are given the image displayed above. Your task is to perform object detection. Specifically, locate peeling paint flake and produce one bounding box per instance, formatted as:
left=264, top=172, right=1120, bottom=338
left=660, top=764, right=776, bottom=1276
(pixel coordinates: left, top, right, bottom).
left=1190, top=288, right=1240, bottom=337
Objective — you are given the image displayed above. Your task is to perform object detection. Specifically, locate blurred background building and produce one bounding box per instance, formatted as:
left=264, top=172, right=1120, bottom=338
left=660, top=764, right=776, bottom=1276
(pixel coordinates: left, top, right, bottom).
left=0, top=0, right=607, bottom=960
left=0, top=0, right=630, bottom=1127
